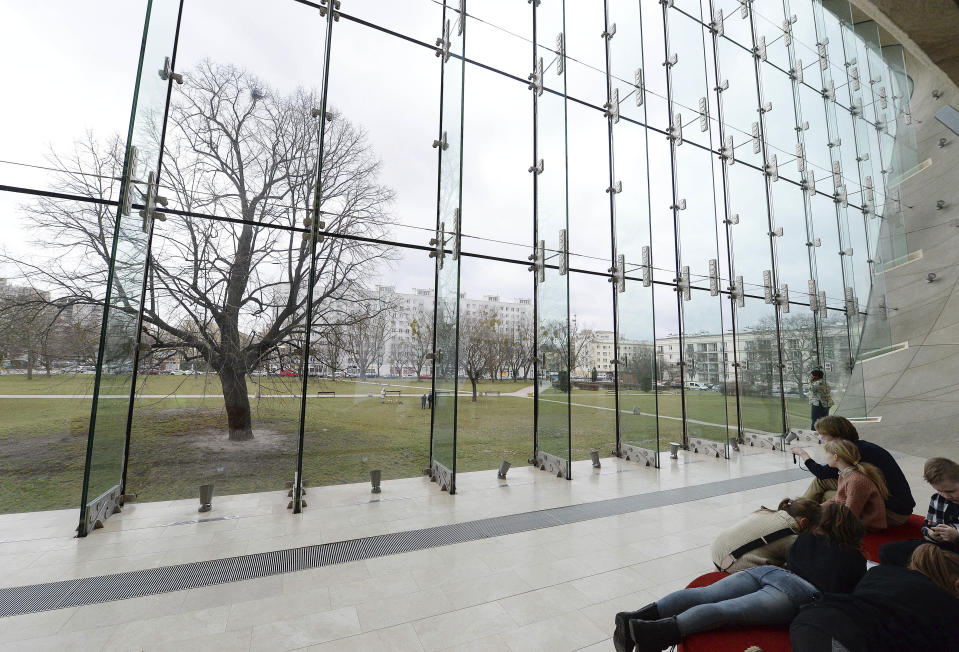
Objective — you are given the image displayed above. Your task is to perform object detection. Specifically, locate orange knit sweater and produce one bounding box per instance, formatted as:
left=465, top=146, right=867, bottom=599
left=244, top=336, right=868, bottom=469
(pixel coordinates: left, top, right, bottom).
left=828, top=469, right=888, bottom=531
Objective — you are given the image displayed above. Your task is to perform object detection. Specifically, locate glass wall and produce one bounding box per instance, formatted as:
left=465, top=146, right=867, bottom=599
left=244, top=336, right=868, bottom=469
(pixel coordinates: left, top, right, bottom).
left=0, top=0, right=918, bottom=517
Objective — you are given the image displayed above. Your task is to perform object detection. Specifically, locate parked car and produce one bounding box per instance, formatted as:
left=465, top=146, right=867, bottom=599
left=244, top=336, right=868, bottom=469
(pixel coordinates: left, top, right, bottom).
left=277, top=369, right=298, bottom=377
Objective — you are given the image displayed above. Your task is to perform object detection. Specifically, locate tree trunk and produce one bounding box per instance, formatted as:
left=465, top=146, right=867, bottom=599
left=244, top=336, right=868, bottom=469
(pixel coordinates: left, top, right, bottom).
left=470, top=377, right=478, bottom=402
left=219, top=365, right=254, bottom=441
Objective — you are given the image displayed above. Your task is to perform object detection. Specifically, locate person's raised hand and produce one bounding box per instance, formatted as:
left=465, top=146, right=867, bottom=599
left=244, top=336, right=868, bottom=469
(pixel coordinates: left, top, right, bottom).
left=790, top=446, right=810, bottom=461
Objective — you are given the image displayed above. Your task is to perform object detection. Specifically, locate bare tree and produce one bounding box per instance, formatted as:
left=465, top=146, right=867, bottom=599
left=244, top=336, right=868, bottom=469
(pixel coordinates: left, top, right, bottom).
left=345, top=308, right=389, bottom=380
left=2, top=62, right=395, bottom=440
left=458, top=309, right=499, bottom=401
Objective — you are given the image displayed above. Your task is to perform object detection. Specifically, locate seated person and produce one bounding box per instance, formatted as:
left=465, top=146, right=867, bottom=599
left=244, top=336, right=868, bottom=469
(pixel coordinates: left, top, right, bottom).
left=822, top=439, right=889, bottom=531
left=790, top=415, right=915, bottom=526
left=711, top=498, right=821, bottom=572
left=790, top=544, right=959, bottom=652
left=613, top=503, right=866, bottom=652
left=880, top=457, right=959, bottom=566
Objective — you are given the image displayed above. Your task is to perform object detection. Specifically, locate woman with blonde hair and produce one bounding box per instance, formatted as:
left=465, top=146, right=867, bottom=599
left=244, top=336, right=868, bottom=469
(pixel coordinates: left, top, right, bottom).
left=822, top=438, right=889, bottom=531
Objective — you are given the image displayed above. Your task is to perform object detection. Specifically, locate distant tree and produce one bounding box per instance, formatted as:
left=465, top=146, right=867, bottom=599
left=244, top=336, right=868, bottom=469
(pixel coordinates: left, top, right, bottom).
left=458, top=309, right=499, bottom=401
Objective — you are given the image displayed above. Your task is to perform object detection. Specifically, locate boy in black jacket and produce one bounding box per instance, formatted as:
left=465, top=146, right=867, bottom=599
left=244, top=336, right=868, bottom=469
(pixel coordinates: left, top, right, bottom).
left=880, top=457, right=959, bottom=566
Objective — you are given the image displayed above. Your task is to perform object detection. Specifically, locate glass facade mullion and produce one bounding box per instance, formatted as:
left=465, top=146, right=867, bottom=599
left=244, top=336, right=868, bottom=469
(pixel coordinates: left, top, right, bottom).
left=429, top=0, right=467, bottom=493
left=669, top=8, right=730, bottom=451
left=533, top=0, right=572, bottom=479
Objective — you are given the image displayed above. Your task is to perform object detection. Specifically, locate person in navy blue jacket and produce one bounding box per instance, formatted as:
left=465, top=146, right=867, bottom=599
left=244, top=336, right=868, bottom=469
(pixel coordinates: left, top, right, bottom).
left=790, top=416, right=915, bottom=526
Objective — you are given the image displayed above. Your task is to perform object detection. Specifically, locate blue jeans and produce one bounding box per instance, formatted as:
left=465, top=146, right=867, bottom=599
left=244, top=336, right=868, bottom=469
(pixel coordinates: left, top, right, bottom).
left=811, top=404, right=830, bottom=429
left=656, top=566, right=821, bottom=636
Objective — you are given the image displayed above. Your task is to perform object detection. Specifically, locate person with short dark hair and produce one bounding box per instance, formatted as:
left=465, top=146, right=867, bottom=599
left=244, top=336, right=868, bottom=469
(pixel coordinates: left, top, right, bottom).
left=791, top=416, right=915, bottom=527
left=808, top=368, right=833, bottom=429
left=880, top=457, right=959, bottom=566
left=790, top=544, right=959, bottom=651
left=613, top=504, right=866, bottom=652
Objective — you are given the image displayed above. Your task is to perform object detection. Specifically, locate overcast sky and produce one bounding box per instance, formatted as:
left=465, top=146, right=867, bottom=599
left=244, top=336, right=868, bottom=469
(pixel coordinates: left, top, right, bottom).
left=0, top=0, right=881, bottom=338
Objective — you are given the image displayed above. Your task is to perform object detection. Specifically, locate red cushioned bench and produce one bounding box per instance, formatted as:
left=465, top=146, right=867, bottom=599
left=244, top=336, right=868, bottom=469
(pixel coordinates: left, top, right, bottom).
left=861, top=513, right=924, bottom=562
left=677, top=572, right=791, bottom=652
left=677, top=516, right=924, bottom=652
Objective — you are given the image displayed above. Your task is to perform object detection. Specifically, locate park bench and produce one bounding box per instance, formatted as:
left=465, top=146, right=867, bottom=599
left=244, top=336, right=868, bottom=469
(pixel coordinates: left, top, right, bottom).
left=483, top=390, right=501, bottom=397
left=316, top=391, right=335, bottom=397
left=606, top=389, right=616, bottom=396
left=382, top=389, right=402, bottom=404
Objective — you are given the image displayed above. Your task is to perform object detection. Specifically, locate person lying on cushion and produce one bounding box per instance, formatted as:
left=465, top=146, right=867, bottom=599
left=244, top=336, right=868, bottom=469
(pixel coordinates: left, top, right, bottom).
left=790, top=544, right=959, bottom=652
left=820, top=439, right=889, bottom=531
left=711, top=498, right=821, bottom=573
left=880, top=456, right=959, bottom=566
left=790, top=415, right=914, bottom=526
left=613, top=503, right=866, bottom=652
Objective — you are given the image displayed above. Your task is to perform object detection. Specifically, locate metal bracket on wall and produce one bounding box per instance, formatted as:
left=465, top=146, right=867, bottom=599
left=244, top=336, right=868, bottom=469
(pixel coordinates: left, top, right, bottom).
left=730, top=275, right=745, bottom=307
left=528, top=239, right=545, bottom=283
left=641, top=245, right=652, bottom=287
left=669, top=114, right=683, bottom=145
left=710, top=9, right=724, bottom=36
left=791, top=59, right=804, bottom=84
left=558, top=229, right=568, bottom=276
left=765, top=154, right=779, bottom=181
left=609, top=254, right=625, bottom=293
left=808, top=279, right=819, bottom=313
left=720, top=135, right=734, bottom=165
left=120, top=145, right=140, bottom=216
left=429, top=222, right=446, bottom=269
left=318, top=0, right=341, bottom=21
left=709, top=259, right=719, bottom=296
left=435, top=18, right=451, bottom=62
left=528, top=56, right=543, bottom=96
left=139, top=171, right=168, bottom=234
left=677, top=266, right=691, bottom=301
left=556, top=32, right=565, bottom=75
left=777, top=284, right=790, bottom=313
left=634, top=68, right=645, bottom=106
left=604, top=88, right=620, bottom=123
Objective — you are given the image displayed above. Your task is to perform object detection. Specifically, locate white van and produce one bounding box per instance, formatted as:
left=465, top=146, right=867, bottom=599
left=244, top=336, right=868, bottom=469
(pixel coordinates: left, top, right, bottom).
left=684, top=381, right=712, bottom=391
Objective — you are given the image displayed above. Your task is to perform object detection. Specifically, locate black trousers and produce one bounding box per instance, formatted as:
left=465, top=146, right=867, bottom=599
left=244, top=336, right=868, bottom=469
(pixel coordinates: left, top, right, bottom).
left=879, top=538, right=927, bottom=566
left=810, top=404, right=830, bottom=429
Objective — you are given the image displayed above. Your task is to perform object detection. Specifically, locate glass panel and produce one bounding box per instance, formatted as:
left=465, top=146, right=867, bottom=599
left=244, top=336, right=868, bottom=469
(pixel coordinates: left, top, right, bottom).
left=716, top=37, right=764, bottom=169
left=760, top=63, right=803, bottom=185
left=770, top=180, right=815, bottom=304
left=667, top=13, right=712, bottom=149
left=714, top=0, right=754, bottom=49
left=726, top=165, right=784, bottom=436
left=563, top=4, right=607, bottom=107
left=780, top=312, right=821, bottom=429
left=534, top=0, right=570, bottom=472
left=465, top=0, right=531, bottom=84
left=637, top=0, right=671, bottom=132
left=80, top=0, right=181, bottom=533
left=126, top=217, right=300, bottom=500
left=809, top=191, right=845, bottom=310
left=0, top=199, right=108, bottom=514
left=461, top=61, right=532, bottom=261
left=751, top=0, right=790, bottom=72
left=566, top=102, right=611, bottom=273
left=0, top=0, right=144, bottom=197
left=455, top=258, right=534, bottom=474
left=298, top=247, right=435, bottom=491
left=569, top=273, right=616, bottom=461
left=675, top=143, right=728, bottom=446
left=299, top=15, right=438, bottom=248
left=345, top=1, right=439, bottom=45
left=653, top=283, right=684, bottom=445
left=430, top=0, right=467, bottom=489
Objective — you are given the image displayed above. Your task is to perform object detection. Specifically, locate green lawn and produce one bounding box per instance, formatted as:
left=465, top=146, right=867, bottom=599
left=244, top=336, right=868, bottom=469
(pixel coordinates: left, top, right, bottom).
left=0, top=376, right=807, bottom=514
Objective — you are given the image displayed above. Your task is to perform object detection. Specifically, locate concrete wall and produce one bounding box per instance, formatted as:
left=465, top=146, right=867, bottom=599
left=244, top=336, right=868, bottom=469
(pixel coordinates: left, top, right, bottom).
left=848, top=49, right=959, bottom=458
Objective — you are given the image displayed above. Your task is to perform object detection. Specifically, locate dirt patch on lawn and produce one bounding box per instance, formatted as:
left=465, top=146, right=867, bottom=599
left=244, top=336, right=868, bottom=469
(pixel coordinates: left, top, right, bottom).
left=189, top=428, right=294, bottom=453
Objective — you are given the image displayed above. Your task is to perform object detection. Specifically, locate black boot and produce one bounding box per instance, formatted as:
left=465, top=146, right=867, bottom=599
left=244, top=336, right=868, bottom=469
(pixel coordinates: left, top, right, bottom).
left=613, top=603, right=659, bottom=652
left=628, top=616, right=682, bottom=652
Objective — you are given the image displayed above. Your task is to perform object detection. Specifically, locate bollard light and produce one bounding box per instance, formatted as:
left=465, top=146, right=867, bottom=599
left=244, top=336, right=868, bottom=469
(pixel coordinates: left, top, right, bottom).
left=497, top=460, right=511, bottom=479
left=590, top=450, right=601, bottom=468
left=669, top=442, right=681, bottom=459
left=370, top=469, right=382, bottom=494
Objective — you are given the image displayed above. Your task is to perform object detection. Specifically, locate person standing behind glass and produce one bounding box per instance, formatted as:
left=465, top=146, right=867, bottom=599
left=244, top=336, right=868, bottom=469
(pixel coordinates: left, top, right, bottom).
left=808, top=369, right=833, bottom=429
